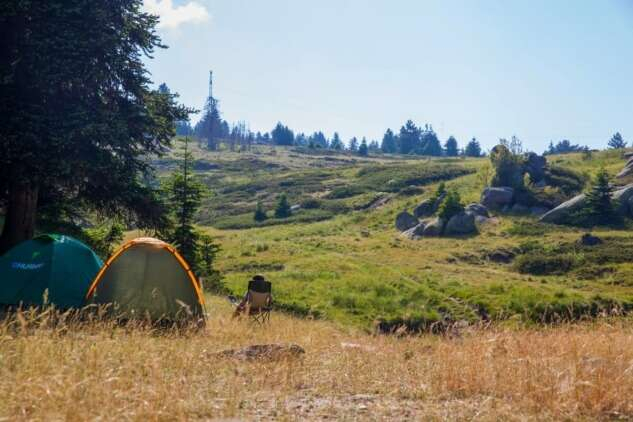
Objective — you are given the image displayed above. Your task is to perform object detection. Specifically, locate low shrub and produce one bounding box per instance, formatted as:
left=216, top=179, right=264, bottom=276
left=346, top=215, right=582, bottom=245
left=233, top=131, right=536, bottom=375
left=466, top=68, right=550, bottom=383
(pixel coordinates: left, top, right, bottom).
left=514, top=253, right=577, bottom=275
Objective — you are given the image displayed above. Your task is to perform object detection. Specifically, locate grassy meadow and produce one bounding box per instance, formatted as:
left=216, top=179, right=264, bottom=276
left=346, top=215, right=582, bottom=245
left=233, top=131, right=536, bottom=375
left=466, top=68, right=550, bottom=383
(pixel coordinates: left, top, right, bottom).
left=156, top=145, right=633, bottom=331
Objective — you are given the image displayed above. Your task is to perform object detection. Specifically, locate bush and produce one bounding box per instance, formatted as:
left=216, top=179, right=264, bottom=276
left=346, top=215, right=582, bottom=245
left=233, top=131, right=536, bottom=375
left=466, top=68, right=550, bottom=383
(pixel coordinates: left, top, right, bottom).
left=437, top=190, right=464, bottom=220
left=300, top=198, right=322, bottom=209
left=514, top=253, right=577, bottom=275
left=490, top=144, right=524, bottom=188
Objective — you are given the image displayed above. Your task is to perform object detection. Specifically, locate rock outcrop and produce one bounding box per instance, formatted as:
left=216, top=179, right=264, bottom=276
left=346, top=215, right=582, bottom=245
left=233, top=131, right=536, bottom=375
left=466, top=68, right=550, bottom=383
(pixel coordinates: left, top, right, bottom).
left=395, top=211, right=418, bottom=232
left=413, top=193, right=445, bottom=218
left=540, top=183, right=633, bottom=224
left=481, top=187, right=514, bottom=210
left=523, top=152, right=547, bottom=182
left=422, top=217, right=445, bottom=236
left=616, top=152, right=633, bottom=179
left=579, top=233, right=602, bottom=246
left=539, top=193, right=586, bottom=224
left=465, top=203, right=489, bottom=218
left=401, top=222, right=427, bottom=240
left=445, top=212, right=476, bottom=235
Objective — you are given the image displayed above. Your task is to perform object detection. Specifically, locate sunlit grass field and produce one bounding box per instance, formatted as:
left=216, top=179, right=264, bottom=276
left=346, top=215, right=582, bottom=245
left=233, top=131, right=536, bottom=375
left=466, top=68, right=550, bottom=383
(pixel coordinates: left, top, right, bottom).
left=1, top=298, right=633, bottom=420
left=188, top=148, right=633, bottom=330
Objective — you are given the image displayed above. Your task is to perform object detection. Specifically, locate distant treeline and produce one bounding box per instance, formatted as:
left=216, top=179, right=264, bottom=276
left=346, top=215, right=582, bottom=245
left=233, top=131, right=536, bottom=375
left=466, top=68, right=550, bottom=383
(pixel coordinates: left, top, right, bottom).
left=170, top=80, right=626, bottom=157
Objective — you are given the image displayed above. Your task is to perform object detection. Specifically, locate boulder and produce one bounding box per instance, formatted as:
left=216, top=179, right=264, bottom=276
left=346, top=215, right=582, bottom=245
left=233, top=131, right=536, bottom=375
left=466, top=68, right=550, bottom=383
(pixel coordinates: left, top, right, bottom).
left=481, top=187, right=514, bottom=210
left=217, top=343, right=305, bottom=361
left=465, top=203, right=489, bottom=218
left=612, top=184, right=633, bottom=216
left=511, top=203, right=529, bottom=214
left=523, top=152, right=547, bottom=182
left=539, top=193, right=586, bottom=224
left=529, top=206, right=549, bottom=216
left=413, top=198, right=437, bottom=218
left=422, top=217, right=445, bottom=236
left=395, top=211, right=418, bottom=232
left=413, top=193, right=445, bottom=218
left=290, top=204, right=301, bottom=212
left=445, top=212, right=477, bottom=235
left=401, top=222, right=426, bottom=240
left=617, top=156, right=633, bottom=178
left=579, top=233, right=602, bottom=246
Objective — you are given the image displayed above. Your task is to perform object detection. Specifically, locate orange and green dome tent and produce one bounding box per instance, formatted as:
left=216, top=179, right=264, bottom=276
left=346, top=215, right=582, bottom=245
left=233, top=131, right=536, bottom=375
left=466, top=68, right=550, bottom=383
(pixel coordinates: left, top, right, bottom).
left=85, top=237, right=205, bottom=322
left=0, top=234, right=103, bottom=309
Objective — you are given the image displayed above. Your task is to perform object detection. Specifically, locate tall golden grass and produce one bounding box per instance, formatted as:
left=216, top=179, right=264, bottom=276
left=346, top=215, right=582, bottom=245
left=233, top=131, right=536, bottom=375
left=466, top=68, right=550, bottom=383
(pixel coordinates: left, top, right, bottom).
left=1, top=300, right=632, bottom=420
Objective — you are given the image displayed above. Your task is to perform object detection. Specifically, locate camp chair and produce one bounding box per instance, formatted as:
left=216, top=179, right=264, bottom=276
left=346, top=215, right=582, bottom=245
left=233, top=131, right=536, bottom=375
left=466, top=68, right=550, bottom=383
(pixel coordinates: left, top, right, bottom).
left=243, top=277, right=272, bottom=324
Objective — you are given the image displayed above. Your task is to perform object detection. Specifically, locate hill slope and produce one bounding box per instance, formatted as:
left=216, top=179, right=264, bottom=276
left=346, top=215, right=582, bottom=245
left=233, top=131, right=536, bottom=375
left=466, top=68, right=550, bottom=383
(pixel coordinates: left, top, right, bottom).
left=151, top=144, right=633, bottom=330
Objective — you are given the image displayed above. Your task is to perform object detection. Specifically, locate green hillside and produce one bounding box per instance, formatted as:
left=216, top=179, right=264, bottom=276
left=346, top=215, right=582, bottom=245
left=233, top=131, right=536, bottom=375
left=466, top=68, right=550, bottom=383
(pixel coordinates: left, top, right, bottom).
left=154, top=144, right=633, bottom=330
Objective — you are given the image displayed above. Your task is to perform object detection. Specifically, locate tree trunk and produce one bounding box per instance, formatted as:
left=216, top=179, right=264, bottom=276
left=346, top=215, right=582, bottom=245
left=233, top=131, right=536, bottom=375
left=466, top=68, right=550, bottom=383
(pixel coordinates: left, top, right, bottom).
left=0, top=181, right=39, bottom=255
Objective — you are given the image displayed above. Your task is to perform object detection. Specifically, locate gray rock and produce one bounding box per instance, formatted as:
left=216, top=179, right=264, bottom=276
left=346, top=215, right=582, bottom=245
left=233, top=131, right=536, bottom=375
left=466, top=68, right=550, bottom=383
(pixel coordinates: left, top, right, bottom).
left=481, top=187, right=514, bottom=210
left=511, top=203, right=529, bottom=214
left=613, top=184, right=633, bottom=216
left=290, top=204, right=301, bottom=212
left=465, top=203, right=489, bottom=217
left=401, top=222, right=427, bottom=239
left=539, top=194, right=586, bottom=224
left=579, top=233, right=602, bottom=246
left=422, top=217, right=445, bottom=236
left=445, top=212, right=476, bottom=235
left=395, top=211, right=418, bottom=232
left=529, top=206, right=549, bottom=216
left=413, top=198, right=437, bottom=218
left=486, top=248, right=515, bottom=263
left=475, top=215, right=491, bottom=225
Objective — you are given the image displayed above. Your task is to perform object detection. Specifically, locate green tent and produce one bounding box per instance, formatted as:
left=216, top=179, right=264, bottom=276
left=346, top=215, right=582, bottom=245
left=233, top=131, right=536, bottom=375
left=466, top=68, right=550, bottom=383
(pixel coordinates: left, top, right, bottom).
left=85, top=237, right=205, bottom=322
left=0, top=234, right=103, bottom=309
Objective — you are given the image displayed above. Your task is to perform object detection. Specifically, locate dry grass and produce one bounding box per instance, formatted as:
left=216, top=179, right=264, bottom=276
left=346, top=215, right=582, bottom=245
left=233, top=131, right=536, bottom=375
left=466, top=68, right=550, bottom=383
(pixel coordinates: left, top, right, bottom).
left=1, top=299, right=633, bottom=421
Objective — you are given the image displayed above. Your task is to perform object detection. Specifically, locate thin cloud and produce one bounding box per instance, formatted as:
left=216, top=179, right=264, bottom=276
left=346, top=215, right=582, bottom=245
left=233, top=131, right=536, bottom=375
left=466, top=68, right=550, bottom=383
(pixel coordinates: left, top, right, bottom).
left=143, top=0, right=209, bottom=29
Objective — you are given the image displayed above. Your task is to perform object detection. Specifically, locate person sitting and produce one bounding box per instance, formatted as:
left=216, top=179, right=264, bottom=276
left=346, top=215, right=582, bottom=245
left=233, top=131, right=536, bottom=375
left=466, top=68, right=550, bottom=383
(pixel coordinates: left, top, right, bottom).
left=232, top=274, right=273, bottom=323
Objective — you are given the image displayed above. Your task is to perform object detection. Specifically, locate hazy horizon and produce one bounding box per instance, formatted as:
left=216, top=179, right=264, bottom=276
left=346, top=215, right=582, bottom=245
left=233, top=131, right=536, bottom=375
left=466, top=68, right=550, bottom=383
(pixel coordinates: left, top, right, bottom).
left=144, top=0, right=633, bottom=152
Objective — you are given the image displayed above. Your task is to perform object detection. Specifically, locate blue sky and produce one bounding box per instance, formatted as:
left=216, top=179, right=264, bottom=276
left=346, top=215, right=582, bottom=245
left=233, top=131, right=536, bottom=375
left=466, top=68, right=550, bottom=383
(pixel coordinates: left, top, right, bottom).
left=145, top=0, right=633, bottom=152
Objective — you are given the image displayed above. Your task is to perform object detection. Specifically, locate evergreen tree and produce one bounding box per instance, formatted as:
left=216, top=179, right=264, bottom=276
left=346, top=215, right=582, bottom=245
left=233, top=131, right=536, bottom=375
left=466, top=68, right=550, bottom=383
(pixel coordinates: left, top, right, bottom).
left=195, top=91, right=223, bottom=150
left=308, top=131, right=328, bottom=148
left=420, top=131, right=443, bottom=156
left=578, top=168, right=619, bottom=226
left=0, top=0, right=190, bottom=253
left=437, top=190, right=464, bottom=221
left=465, top=138, right=482, bottom=157
left=399, top=120, right=421, bottom=154
left=330, top=132, right=343, bottom=150
left=162, top=137, right=215, bottom=274
left=444, top=136, right=459, bottom=156
left=608, top=132, right=627, bottom=149
left=274, top=193, right=292, bottom=218
left=198, top=233, right=224, bottom=293
left=254, top=201, right=267, bottom=222
left=368, top=140, right=380, bottom=152
left=271, top=122, right=295, bottom=145
left=349, top=137, right=359, bottom=152
left=358, top=138, right=369, bottom=156
left=381, top=129, right=397, bottom=153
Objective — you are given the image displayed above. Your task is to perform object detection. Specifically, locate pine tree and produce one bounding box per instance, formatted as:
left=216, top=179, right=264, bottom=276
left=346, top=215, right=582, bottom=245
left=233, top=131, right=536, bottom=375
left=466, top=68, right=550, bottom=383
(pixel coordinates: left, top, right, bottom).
left=349, top=137, right=359, bottom=152
left=330, top=132, right=343, bottom=150
left=578, top=168, right=619, bottom=227
left=381, top=129, right=397, bottom=153
left=465, top=138, right=482, bottom=157
left=162, top=137, right=206, bottom=269
left=420, top=131, right=443, bottom=156
left=608, top=132, right=627, bottom=149
left=444, top=136, right=459, bottom=156
left=254, top=201, right=267, bottom=222
left=399, top=120, right=421, bottom=154
left=437, top=190, right=464, bottom=221
left=358, top=138, right=369, bottom=156
left=274, top=193, right=292, bottom=218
